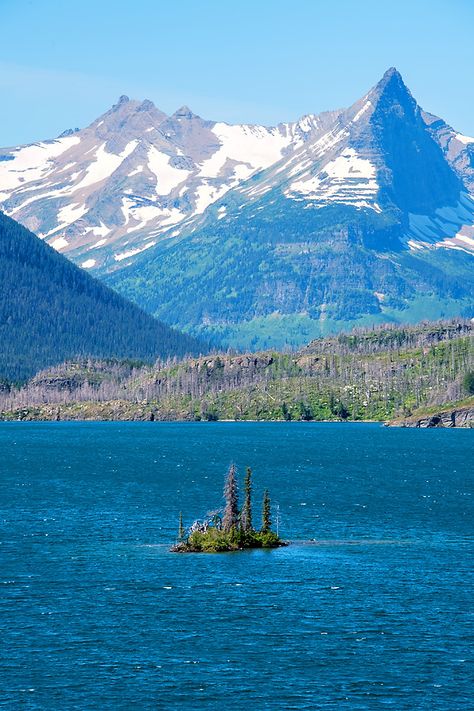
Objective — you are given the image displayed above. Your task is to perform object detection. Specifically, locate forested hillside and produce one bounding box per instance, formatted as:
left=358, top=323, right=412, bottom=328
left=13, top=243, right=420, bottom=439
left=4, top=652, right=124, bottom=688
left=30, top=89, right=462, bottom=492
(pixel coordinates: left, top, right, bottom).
left=2, top=320, right=472, bottom=422
left=0, top=212, right=203, bottom=382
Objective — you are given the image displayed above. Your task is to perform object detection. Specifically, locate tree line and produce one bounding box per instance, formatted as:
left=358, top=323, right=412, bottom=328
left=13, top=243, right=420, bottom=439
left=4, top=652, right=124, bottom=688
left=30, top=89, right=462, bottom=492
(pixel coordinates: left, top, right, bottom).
left=1, top=319, right=472, bottom=421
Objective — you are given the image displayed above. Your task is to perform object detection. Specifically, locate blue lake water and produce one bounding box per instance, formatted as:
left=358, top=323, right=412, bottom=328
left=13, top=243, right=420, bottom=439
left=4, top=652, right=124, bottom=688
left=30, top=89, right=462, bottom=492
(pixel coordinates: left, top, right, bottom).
left=1, top=422, right=473, bottom=709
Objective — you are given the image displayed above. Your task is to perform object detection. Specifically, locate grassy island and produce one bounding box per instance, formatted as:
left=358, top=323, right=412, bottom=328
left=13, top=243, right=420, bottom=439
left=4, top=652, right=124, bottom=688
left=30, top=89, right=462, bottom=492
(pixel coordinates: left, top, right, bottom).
left=171, top=465, right=286, bottom=552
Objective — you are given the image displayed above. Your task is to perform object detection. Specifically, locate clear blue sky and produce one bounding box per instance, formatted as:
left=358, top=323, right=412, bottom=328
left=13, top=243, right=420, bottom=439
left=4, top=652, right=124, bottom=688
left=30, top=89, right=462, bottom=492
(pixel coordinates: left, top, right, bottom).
left=1, top=0, right=473, bottom=145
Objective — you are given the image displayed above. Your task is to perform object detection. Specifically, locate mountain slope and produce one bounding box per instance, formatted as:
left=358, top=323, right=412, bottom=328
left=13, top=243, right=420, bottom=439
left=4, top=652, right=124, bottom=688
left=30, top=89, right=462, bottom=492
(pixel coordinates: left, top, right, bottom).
left=1, top=68, right=473, bottom=351
left=107, top=69, right=474, bottom=349
left=0, top=98, right=340, bottom=272
left=1, top=320, right=471, bottom=424
left=0, top=211, right=202, bottom=381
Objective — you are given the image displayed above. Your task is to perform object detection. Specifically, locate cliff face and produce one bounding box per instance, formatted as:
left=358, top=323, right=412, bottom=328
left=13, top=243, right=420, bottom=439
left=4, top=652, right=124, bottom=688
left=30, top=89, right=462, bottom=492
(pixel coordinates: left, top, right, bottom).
left=392, top=403, right=474, bottom=428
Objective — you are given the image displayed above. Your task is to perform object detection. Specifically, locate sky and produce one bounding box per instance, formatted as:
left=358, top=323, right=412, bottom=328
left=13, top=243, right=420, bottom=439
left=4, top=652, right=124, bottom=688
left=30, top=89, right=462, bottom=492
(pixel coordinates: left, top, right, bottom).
left=1, top=0, right=474, bottom=146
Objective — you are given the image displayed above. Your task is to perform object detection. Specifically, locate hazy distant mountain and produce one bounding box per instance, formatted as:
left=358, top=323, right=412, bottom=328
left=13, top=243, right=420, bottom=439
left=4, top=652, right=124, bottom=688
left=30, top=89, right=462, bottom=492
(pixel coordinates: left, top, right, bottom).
left=0, top=68, right=473, bottom=349
left=0, top=211, right=202, bottom=381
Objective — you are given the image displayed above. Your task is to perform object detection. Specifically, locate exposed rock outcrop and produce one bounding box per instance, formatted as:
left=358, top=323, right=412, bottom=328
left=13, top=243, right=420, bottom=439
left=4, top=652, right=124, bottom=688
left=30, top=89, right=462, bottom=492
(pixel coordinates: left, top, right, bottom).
left=391, top=405, right=474, bottom=428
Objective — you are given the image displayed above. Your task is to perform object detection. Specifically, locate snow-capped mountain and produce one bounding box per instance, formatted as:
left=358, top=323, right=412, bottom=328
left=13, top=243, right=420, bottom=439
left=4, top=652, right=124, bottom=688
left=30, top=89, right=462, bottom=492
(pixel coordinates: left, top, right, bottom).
left=104, top=68, right=474, bottom=349
left=1, top=68, right=473, bottom=349
left=0, top=96, right=340, bottom=271
left=1, top=68, right=473, bottom=276
left=217, top=67, right=474, bottom=254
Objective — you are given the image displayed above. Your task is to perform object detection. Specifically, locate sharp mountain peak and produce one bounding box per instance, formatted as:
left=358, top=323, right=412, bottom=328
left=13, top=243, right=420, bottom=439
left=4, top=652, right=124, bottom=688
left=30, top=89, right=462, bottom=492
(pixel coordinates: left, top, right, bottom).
left=172, top=105, right=200, bottom=120
left=369, top=66, right=414, bottom=104
left=116, top=94, right=131, bottom=106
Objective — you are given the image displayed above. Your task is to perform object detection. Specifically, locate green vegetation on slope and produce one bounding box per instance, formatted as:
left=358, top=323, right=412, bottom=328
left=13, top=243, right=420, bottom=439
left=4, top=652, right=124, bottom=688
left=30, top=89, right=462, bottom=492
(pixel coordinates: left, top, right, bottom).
left=1, top=320, right=472, bottom=423
left=0, top=212, right=203, bottom=381
left=106, top=196, right=474, bottom=350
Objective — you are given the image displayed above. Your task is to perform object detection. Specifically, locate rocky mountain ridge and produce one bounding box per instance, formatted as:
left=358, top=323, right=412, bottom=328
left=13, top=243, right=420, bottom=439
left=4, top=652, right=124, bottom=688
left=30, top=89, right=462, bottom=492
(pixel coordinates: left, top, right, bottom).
left=2, top=68, right=473, bottom=278
left=0, top=95, right=340, bottom=272
left=1, top=68, right=473, bottom=349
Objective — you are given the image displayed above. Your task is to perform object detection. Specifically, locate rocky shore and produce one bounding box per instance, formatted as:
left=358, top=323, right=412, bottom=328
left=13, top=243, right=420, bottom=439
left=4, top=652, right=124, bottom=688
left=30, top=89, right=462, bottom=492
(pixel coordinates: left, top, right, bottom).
left=389, top=400, right=474, bottom=428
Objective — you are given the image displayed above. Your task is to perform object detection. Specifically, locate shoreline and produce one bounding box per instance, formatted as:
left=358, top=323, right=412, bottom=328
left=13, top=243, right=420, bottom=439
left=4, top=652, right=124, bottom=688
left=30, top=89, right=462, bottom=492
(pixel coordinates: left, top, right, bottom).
left=0, top=413, right=383, bottom=424
left=0, top=416, right=470, bottom=428
left=2, top=398, right=473, bottom=428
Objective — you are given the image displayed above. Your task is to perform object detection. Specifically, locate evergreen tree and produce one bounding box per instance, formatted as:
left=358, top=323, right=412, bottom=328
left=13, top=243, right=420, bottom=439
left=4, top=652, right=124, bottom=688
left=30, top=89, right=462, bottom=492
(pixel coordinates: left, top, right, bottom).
left=262, top=489, right=271, bottom=533
left=178, top=511, right=185, bottom=541
left=222, top=463, right=239, bottom=532
left=463, top=370, right=474, bottom=394
left=241, top=467, right=253, bottom=531
left=0, top=211, right=202, bottom=382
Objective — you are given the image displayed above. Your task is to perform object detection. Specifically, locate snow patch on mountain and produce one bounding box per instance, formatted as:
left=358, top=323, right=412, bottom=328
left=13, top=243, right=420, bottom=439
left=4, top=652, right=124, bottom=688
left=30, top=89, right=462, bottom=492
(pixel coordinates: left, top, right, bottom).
left=0, top=136, right=80, bottom=194
left=90, top=238, right=107, bottom=249
left=455, top=133, right=474, bottom=145
left=114, top=241, right=156, bottom=261
left=91, top=222, right=111, bottom=238
left=74, top=141, right=138, bottom=191
left=352, top=101, right=372, bottom=123
left=211, top=123, right=291, bottom=170
left=51, top=236, right=69, bottom=250
left=286, top=148, right=379, bottom=209
left=194, top=183, right=229, bottom=214
left=405, top=193, right=474, bottom=253
left=57, top=202, right=87, bottom=226
left=147, top=147, right=190, bottom=195
left=310, top=127, right=350, bottom=160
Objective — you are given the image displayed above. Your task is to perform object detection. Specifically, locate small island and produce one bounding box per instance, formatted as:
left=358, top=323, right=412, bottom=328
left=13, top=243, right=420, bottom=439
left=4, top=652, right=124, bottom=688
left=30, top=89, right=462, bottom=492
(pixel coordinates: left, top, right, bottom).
left=171, top=464, right=286, bottom=552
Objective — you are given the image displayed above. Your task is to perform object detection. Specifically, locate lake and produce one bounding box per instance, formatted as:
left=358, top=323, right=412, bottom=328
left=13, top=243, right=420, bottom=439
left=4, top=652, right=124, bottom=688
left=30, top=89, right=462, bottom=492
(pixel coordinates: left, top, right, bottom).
left=1, top=422, right=473, bottom=709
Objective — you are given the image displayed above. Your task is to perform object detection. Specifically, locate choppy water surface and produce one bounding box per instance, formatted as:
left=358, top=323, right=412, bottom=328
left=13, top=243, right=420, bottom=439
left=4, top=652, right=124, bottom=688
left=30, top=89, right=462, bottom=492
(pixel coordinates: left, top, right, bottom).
left=1, top=422, right=473, bottom=709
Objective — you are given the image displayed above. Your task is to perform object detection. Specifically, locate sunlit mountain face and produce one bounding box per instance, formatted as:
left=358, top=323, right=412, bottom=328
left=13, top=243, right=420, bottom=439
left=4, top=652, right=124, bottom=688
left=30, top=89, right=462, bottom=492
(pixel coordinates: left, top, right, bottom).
left=1, top=68, right=473, bottom=349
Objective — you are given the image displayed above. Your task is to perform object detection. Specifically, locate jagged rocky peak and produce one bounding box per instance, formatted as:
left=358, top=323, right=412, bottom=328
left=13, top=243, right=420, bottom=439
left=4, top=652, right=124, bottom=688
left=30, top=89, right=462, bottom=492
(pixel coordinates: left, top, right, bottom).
left=92, top=95, right=167, bottom=134
left=363, top=68, right=464, bottom=212
left=172, top=105, right=199, bottom=120
left=372, top=67, right=409, bottom=95
left=338, top=68, right=415, bottom=132
left=376, top=66, right=404, bottom=87
left=58, top=127, right=80, bottom=138
left=134, top=98, right=167, bottom=126
left=368, top=66, right=417, bottom=114
left=159, top=105, right=217, bottom=160
left=138, top=98, right=157, bottom=112
left=116, top=94, right=131, bottom=106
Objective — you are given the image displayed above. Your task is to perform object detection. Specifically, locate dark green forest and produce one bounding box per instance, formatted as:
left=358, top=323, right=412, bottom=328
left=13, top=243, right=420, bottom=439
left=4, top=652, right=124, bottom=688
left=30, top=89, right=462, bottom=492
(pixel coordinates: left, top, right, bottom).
left=0, top=211, right=203, bottom=381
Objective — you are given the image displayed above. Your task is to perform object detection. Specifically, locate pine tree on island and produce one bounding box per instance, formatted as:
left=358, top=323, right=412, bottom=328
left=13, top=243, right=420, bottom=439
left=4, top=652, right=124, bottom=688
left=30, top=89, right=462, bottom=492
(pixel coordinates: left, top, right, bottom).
left=178, top=511, right=185, bottom=541
left=222, top=463, right=239, bottom=532
left=240, top=467, right=252, bottom=532
left=171, top=464, right=285, bottom=552
left=261, top=489, right=271, bottom=533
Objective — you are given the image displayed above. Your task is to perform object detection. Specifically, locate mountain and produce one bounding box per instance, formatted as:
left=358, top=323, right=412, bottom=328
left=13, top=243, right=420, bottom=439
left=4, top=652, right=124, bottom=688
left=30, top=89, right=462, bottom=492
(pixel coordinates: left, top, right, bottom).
left=0, top=211, right=202, bottom=382
left=1, top=68, right=473, bottom=349
left=0, top=96, right=339, bottom=272
left=107, top=69, right=474, bottom=348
